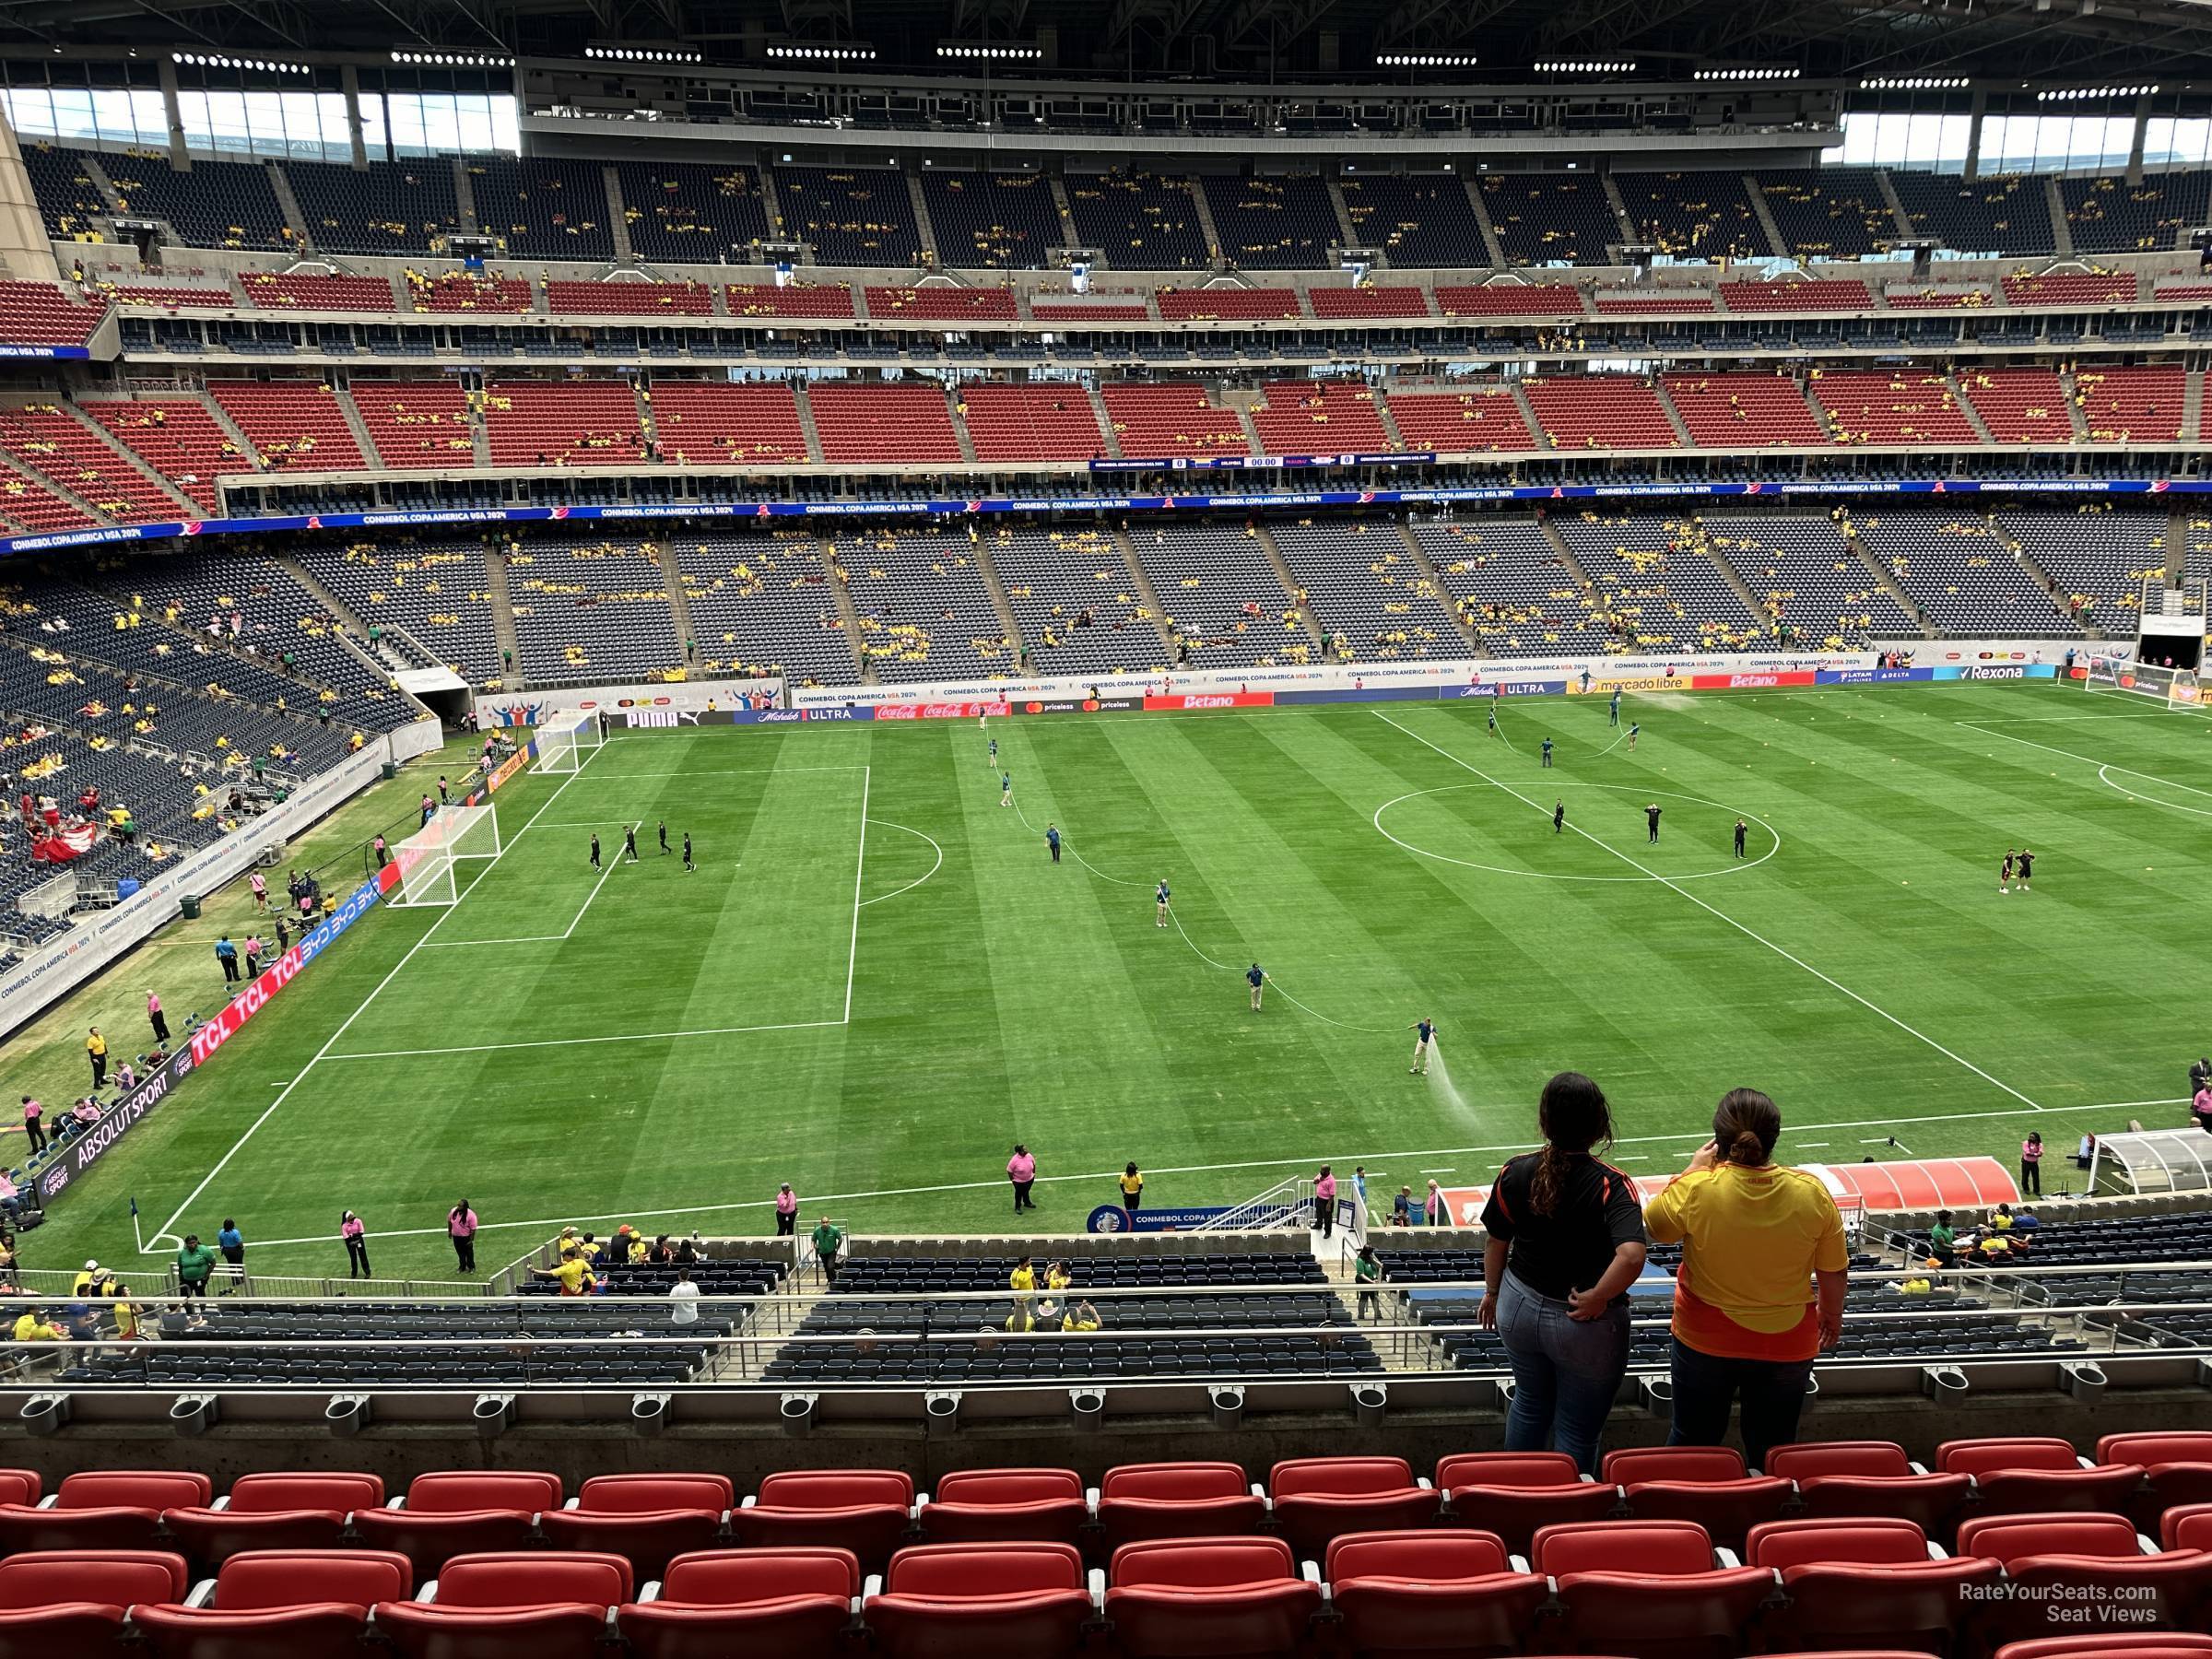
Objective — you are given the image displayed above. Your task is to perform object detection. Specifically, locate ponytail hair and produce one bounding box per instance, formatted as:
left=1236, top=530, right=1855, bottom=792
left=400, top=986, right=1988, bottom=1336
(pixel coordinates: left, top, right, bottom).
left=1712, top=1088, right=1782, bottom=1168
left=1531, top=1071, right=1612, bottom=1218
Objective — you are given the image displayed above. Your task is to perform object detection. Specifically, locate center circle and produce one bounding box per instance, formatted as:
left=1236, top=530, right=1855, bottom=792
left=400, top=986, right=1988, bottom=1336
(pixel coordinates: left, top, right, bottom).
left=1372, top=782, right=1783, bottom=884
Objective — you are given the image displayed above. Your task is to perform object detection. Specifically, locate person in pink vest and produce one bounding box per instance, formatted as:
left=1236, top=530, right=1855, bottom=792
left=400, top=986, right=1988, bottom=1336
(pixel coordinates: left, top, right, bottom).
left=1314, top=1165, right=1339, bottom=1241
left=774, top=1182, right=798, bottom=1236
left=340, top=1210, right=371, bottom=1278
left=1007, top=1144, right=1038, bottom=1213
left=18, top=1097, right=41, bottom=1155
left=447, top=1199, right=477, bottom=1272
left=146, top=990, right=169, bottom=1044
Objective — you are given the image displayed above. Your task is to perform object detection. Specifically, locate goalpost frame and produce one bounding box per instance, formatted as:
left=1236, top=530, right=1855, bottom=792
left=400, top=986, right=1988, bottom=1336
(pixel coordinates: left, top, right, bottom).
left=388, top=804, right=504, bottom=909
left=535, top=712, right=606, bottom=775
left=2082, top=653, right=2205, bottom=711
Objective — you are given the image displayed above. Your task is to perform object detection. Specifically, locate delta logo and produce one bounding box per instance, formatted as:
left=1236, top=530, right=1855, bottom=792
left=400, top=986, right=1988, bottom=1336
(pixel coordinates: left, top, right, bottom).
left=550, top=505, right=571, bottom=520
left=182, top=522, right=204, bottom=536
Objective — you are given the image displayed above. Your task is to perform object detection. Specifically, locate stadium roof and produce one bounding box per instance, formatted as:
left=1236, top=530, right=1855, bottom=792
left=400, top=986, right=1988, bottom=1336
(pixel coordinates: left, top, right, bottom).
left=7, top=0, right=2212, bottom=84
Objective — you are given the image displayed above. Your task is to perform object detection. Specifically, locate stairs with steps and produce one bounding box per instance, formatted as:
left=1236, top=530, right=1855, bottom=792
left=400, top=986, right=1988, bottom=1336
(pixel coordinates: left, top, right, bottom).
left=1839, top=512, right=1939, bottom=639
left=603, top=167, right=634, bottom=264
left=905, top=172, right=940, bottom=268
left=2183, top=371, right=2205, bottom=441
left=1464, top=174, right=1508, bottom=268
left=1399, top=519, right=1487, bottom=656
left=1692, top=536, right=1775, bottom=633
left=1509, top=382, right=1551, bottom=449
left=1876, top=170, right=1914, bottom=238
left=265, top=161, right=311, bottom=252
left=1253, top=523, right=1327, bottom=653
left=1652, top=378, right=1696, bottom=447
left=2044, top=177, right=2075, bottom=258
left=1088, top=385, right=1124, bottom=458
left=271, top=556, right=406, bottom=683
left=1989, top=513, right=2100, bottom=639
left=1600, top=174, right=1638, bottom=246
left=1951, top=373, right=1998, bottom=444
left=452, top=158, right=478, bottom=233
left=949, top=387, right=979, bottom=464
left=816, top=535, right=875, bottom=682
left=651, top=539, right=700, bottom=668
left=201, top=396, right=264, bottom=470
left=970, top=533, right=1028, bottom=663
left=481, top=545, right=526, bottom=687
left=59, top=400, right=199, bottom=515
left=1741, top=173, right=1790, bottom=260
left=792, top=384, right=826, bottom=464
left=1324, top=179, right=1359, bottom=250
left=1186, top=177, right=1226, bottom=268
left=334, top=382, right=384, bottom=469
left=1113, top=525, right=1182, bottom=655
left=0, top=451, right=107, bottom=528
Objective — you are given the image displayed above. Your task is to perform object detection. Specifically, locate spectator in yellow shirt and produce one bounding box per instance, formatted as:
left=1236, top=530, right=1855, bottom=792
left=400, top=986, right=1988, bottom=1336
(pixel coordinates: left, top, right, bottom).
left=1062, top=1300, right=1101, bottom=1333
left=533, top=1249, right=596, bottom=1297
left=11, top=1308, right=64, bottom=1342
left=1643, top=1088, right=1848, bottom=1472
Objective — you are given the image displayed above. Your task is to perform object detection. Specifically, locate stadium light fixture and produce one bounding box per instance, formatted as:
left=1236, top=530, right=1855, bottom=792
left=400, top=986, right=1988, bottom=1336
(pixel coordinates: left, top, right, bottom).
left=937, top=42, right=1043, bottom=59
left=173, top=51, right=314, bottom=73
left=1534, top=60, right=1637, bottom=73
left=1376, top=53, right=1478, bottom=66
left=389, top=50, right=514, bottom=67
left=1693, top=66, right=1801, bottom=79
left=583, top=44, right=704, bottom=63
left=2037, top=83, right=2157, bottom=100
left=1860, top=75, right=1970, bottom=88
left=767, top=42, right=878, bottom=60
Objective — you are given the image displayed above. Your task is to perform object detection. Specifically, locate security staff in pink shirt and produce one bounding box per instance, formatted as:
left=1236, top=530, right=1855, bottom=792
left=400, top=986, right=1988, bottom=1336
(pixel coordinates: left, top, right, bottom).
left=774, top=1183, right=798, bottom=1236
left=1008, top=1144, right=1038, bottom=1213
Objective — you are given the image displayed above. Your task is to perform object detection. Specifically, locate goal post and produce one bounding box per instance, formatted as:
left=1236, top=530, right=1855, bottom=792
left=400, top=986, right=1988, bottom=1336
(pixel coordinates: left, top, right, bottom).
left=2082, top=653, right=2204, bottom=711
left=535, top=712, right=605, bottom=775
left=389, top=804, right=504, bottom=909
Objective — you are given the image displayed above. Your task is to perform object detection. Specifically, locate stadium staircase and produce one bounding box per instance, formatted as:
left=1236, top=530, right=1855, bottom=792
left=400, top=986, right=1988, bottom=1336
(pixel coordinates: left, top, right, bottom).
left=1466, top=180, right=1510, bottom=267
left=950, top=386, right=978, bottom=464
left=1045, top=174, right=1077, bottom=241
left=57, top=400, right=197, bottom=515
left=1253, top=523, right=1329, bottom=654
left=653, top=539, right=700, bottom=664
left=482, top=546, right=525, bottom=685
left=1086, top=384, right=1122, bottom=459
left=1954, top=375, right=2000, bottom=444
left=816, top=535, right=873, bottom=682
left=1398, top=519, right=1488, bottom=656
left=335, top=383, right=385, bottom=469
left=1653, top=378, right=1696, bottom=447
left=0, top=445, right=101, bottom=525
left=201, top=395, right=263, bottom=472
left=2186, top=372, right=2206, bottom=440
left=1599, top=174, right=1638, bottom=246
left=1699, top=535, right=1775, bottom=625
left=451, top=156, right=479, bottom=234
left=1742, top=173, right=1790, bottom=258
left=1112, top=525, right=1182, bottom=656
left=905, top=172, right=940, bottom=267
left=2044, top=177, right=2076, bottom=257
left=791, top=384, right=826, bottom=465
left=2061, top=374, right=2091, bottom=442
left=1989, top=515, right=2097, bottom=638
left=1839, top=512, right=1937, bottom=638
left=1186, top=180, right=1226, bottom=268
left=264, top=162, right=310, bottom=250
left=969, top=532, right=1027, bottom=657
left=1507, top=381, right=1547, bottom=450
left=1324, top=179, right=1359, bottom=251
left=601, top=167, right=633, bottom=264
left=1874, top=168, right=1914, bottom=234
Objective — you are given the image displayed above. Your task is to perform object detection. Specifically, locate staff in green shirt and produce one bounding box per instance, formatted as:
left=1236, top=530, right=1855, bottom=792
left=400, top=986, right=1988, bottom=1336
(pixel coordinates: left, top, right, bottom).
left=176, top=1235, right=218, bottom=1300
left=810, top=1217, right=842, bottom=1285
left=1354, top=1244, right=1382, bottom=1320
left=1926, top=1210, right=1957, bottom=1268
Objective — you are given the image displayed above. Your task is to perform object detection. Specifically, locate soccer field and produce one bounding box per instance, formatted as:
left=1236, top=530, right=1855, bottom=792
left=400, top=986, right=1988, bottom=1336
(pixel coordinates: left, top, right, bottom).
left=29, top=679, right=2212, bottom=1282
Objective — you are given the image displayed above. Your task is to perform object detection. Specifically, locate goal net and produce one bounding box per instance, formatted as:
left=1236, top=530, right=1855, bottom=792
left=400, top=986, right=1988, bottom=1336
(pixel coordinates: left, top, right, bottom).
left=2083, top=653, right=2204, bottom=711
left=389, top=804, right=503, bottom=909
left=535, top=712, right=605, bottom=774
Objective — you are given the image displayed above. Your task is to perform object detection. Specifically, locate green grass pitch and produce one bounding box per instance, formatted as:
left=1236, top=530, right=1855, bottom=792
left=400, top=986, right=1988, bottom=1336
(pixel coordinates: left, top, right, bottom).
left=20, top=679, right=2212, bottom=1282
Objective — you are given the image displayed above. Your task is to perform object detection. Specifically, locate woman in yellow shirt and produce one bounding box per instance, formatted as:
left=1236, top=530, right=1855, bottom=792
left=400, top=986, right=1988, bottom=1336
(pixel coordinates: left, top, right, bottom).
left=1119, top=1163, right=1145, bottom=1227
left=1642, top=1088, right=1848, bottom=1472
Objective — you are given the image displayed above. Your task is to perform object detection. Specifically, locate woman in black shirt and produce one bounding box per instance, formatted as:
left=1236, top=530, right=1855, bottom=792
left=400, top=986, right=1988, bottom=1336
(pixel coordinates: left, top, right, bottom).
left=1477, top=1071, right=1648, bottom=1474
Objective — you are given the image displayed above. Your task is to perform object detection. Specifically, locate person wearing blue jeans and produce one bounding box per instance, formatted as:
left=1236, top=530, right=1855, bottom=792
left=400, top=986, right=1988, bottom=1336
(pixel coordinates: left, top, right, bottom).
left=1478, top=1071, right=1649, bottom=1475
left=1663, top=1341, right=1815, bottom=1475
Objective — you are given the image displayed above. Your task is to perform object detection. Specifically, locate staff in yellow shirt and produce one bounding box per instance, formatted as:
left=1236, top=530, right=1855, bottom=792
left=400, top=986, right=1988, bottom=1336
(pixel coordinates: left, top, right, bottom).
left=1642, top=1088, right=1848, bottom=1472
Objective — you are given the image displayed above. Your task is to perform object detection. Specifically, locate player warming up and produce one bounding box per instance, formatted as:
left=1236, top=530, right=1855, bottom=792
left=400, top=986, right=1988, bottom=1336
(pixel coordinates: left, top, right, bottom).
left=682, top=831, right=694, bottom=874
left=1001, top=771, right=1013, bottom=807
left=1610, top=687, right=1622, bottom=726
left=1554, top=799, right=1565, bottom=834
left=1541, top=736, right=1555, bottom=767
left=1734, top=818, right=1747, bottom=858
left=1999, top=847, right=2017, bottom=894
left=657, top=820, right=669, bottom=855
left=1488, top=697, right=1500, bottom=737
left=1646, top=802, right=1662, bottom=844
left=1408, top=1016, right=1437, bottom=1076
left=1627, top=721, right=1641, bottom=751
left=589, top=832, right=601, bottom=869
left=1046, top=823, right=1062, bottom=864
left=1155, top=879, right=1171, bottom=927
left=624, top=824, right=640, bottom=863
left=2017, top=846, right=2034, bottom=892
left=1247, top=962, right=1266, bottom=1011
left=988, top=735, right=998, bottom=771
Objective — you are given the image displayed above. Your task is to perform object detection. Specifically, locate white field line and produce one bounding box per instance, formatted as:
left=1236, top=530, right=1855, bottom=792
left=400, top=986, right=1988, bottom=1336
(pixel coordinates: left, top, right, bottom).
left=1959, top=724, right=2212, bottom=796
left=845, top=766, right=869, bottom=1024
left=1375, top=711, right=2042, bottom=1110
left=146, top=743, right=611, bottom=1253
left=325, top=1019, right=843, bottom=1062
left=856, top=818, right=943, bottom=908
left=564, top=766, right=868, bottom=778
left=418, top=847, right=624, bottom=948
left=215, top=1092, right=2171, bottom=1252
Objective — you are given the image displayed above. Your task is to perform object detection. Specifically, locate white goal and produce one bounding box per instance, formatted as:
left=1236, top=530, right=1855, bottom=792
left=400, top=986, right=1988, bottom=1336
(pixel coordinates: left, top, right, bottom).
left=389, top=804, right=504, bottom=908
left=536, top=712, right=605, bottom=774
left=2083, top=653, right=2204, bottom=711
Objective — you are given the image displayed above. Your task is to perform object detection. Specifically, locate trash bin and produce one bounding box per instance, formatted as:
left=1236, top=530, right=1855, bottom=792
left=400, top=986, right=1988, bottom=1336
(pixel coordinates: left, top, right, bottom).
left=180, top=894, right=201, bottom=920
left=381, top=760, right=397, bottom=781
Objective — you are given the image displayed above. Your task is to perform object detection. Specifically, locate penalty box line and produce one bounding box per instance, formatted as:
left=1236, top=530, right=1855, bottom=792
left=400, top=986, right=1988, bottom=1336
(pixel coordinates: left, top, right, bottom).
left=142, top=745, right=614, bottom=1253
left=1374, top=711, right=2043, bottom=1112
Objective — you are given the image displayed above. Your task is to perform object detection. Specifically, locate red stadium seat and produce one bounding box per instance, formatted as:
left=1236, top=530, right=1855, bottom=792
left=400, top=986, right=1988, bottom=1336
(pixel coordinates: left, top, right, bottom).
left=131, top=1547, right=410, bottom=1659
left=1937, top=1438, right=2144, bottom=1516
left=1765, top=1441, right=1971, bottom=1542
left=1325, top=1528, right=1547, bottom=1658
left=618, top=1547, right=858, bottom=1659
left=1745, top=1516, right=1999, bottom=1654
left=374, top=1550, right=629, bottom=1659
left=919, top=1469, right=1089, bottom=1546
left=161, top=1472, right=385, bottom=1569
left=1435, top=1452, right=1623, bottom=1553
left=350, top=1471, right=561, bottom=1573
left=2163, top=1503, right=2212, bottom=1553
left=0, top=1548, right=188, bottom=1659
left=1603, top=1447, right=1793, bottom=1549
left=0, top=1471, right=212, bottom=1554
left=0, top=1475, right=38, bottom=1509
left=538, top=1474, right=732, bottom=1576
left=1956, top=1512, right=2212, bottom=1651
left=1266, top=1456, right=1439, bottom=1555
left=1103, top=1536, right=1322, bottom=1659
left=865, top=1542, right=1095, bottom=1659
left=727, top=1470, right=914, bottom=1572
left=2100, top=1433, right=2212, bottom=1528
left=1530, top=1520, right=1772, bottom=1659
left=1096, top=1463, right=1266, bottom=1550
left=1998, top=1639, right=2212, bottom=1659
